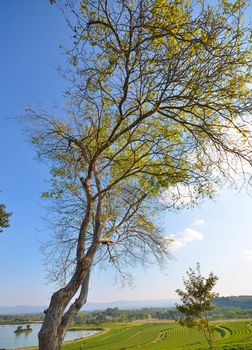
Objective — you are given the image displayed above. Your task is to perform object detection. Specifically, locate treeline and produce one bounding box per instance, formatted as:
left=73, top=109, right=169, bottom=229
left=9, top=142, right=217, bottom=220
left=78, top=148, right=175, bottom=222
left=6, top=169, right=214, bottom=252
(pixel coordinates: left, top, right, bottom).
left=214, top=296, right=252, bottom=309
left=73, top=306, right=252, bottom=324
left=73, top=307, right=178, bottom=324
left=0, top=313, right=44, bottom=324
left=209, top=307, right=252, bottom=319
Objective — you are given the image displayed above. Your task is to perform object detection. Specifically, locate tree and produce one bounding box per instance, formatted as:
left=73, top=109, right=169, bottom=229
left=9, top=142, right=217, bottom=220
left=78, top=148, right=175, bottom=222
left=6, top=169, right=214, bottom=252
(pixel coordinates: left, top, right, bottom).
left=27, top=0, right=252, bottom=349
left=176, top=263, right=218, bottom=350
left=0, top=203, right=11, bottom=233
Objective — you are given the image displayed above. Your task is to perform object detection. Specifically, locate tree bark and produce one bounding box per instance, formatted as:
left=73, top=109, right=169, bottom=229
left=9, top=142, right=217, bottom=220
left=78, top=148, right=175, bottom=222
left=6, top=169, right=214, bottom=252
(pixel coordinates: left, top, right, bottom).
left=38, top=263, right=91, bottom=350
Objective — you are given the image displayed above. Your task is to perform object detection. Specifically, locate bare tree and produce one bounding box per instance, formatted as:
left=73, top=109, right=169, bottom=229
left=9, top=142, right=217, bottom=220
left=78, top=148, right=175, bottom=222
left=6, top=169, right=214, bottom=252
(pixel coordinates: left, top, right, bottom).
left=26, top=0, right=252, bottom=348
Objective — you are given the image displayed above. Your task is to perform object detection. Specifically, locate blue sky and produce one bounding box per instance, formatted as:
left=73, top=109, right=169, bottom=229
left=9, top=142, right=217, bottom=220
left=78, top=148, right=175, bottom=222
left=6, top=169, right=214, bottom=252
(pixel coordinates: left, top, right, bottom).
left=0, top=1, right=252, bottom=307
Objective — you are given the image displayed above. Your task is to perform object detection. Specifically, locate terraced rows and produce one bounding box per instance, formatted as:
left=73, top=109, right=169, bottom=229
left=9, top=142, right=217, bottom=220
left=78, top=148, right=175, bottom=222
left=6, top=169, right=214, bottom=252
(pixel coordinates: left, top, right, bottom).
left=63, top=323, right=167, bottom=350
left=63, top=321, right=252, bottom=350
left=143, top=324, right=206, bottom=350
left=215, top=322, right=252, bottom=349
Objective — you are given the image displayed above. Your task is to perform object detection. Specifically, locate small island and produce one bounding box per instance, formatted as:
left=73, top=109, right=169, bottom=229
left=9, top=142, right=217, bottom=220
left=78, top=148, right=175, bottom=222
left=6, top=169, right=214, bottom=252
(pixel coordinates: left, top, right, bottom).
left=14, top=325, right=33, bottom=333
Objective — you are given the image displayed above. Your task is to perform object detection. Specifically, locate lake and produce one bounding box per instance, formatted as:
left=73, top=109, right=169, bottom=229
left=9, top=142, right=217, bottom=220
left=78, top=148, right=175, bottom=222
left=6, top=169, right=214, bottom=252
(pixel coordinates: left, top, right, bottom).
left=0, top=323, right=100, bottom=349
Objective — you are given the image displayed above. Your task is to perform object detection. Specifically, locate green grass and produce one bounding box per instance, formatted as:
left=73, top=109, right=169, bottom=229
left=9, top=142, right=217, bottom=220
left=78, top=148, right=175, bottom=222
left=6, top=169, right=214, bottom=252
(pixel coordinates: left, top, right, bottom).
left=20, top=320, right=252, bottom=350
left=62, top=320, right=252, bottom=350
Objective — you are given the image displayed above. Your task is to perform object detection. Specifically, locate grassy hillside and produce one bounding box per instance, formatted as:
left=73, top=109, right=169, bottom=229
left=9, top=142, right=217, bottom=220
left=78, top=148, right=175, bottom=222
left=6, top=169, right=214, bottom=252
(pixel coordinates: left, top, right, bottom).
left=62, top=320, right=252, bottom=350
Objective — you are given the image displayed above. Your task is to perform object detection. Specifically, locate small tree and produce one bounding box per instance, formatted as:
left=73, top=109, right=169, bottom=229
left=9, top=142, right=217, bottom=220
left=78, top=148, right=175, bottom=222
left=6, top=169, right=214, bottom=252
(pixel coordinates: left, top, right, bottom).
left=176, top=263, right=218, bottom=350
left=0, top=203, right=11, bottom=233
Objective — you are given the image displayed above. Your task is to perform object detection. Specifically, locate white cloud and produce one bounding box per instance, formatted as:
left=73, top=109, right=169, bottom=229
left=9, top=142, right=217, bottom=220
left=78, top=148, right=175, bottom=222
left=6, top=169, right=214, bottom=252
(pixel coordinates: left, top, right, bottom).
left=168, top=227, right=204, bottom=251
left=160, top=184, right=198, bottom=208
left=193, top=219, right=205, bottom=226
left=244, top=249, right=252, bottom=262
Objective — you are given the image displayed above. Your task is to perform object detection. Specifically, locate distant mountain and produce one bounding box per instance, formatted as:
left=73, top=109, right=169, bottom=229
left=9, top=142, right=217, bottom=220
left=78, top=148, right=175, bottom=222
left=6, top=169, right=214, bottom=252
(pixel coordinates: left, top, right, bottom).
left=0, top=305, right=46, bottom=315
left=0, top=299, right=177, bottom=314
left=83, top=299, right=177, bottom=311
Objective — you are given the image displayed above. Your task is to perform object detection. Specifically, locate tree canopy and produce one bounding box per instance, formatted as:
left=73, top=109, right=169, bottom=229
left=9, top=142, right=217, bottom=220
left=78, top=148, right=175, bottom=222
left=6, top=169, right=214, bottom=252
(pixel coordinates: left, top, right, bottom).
left=32, top=0, right=252, bottom=278
left=26, top=0, right=252, bottom=349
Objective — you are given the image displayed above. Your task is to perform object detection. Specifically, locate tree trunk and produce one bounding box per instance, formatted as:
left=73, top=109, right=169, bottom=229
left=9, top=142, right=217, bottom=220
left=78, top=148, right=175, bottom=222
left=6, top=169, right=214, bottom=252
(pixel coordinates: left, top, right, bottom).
left=38, top=331, right=62, bottom=350
left=38, top=176, right=100, bottom=350
left=38, top=265, right=91, bottom=350
left=38, top=292, right=66, bottom=350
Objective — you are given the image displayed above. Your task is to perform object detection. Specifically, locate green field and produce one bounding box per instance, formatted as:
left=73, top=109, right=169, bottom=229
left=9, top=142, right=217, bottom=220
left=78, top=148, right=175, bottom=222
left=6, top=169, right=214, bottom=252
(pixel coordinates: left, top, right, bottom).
left=62, top=321, right=252, bottom=350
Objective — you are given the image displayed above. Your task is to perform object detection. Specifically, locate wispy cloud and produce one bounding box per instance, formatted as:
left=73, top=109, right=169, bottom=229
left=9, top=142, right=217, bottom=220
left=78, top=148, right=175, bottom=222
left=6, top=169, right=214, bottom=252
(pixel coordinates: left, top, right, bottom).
left=160, top=184, right=198, bottom=208
left=168, top=227, right=204, bottom=251
left=193, top=219, right=205, bottom=226
left=244, top=249, right=252, bottom=262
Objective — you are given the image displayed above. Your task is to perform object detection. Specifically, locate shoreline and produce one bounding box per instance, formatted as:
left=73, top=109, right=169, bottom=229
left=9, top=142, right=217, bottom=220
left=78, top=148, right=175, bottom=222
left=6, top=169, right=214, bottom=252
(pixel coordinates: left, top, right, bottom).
left=13, top=326, right=105, bottom=350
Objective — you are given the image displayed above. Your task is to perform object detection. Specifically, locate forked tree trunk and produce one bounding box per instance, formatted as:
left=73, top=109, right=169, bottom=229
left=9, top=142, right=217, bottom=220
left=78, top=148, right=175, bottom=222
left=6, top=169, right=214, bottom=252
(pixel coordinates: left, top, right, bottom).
left=38, top=266, right=90, bottom=350
left=38, top=171, right=101, bottom=350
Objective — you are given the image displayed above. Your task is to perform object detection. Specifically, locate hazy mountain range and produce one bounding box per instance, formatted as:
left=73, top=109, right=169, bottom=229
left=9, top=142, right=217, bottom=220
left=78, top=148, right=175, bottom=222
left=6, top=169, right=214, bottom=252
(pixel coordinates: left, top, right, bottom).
left=0, top=299, right=177, bottom=314
left=2, top=296, right=252, bottom=314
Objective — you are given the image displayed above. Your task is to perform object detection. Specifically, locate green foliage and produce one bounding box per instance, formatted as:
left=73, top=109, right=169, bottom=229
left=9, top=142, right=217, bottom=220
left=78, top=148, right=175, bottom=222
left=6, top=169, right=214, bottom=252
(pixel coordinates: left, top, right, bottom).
left=176, top=263, right=219, bottom=321
left=176, top=263, right=219, bottom=349
left=0, top=203, right=12, bottom=233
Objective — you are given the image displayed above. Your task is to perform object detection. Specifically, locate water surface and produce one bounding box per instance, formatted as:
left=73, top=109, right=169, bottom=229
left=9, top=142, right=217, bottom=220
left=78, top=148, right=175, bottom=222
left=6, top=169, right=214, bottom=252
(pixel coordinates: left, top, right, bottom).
left=0, top=323, right=99, bottom=349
